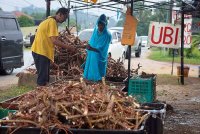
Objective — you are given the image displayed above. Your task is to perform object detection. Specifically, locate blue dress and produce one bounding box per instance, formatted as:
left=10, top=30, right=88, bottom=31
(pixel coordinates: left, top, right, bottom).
left=83, top=14, right=111, bottom=81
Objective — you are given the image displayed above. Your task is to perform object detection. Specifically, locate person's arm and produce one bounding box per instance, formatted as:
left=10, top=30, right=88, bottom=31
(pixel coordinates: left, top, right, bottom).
left=75, top=41, right=89, bottom=49
left=49, top=36, right=75, bottom=52
left=87, top=44, right=99, bottom=52
left=76, top=45, right=88, bottom=49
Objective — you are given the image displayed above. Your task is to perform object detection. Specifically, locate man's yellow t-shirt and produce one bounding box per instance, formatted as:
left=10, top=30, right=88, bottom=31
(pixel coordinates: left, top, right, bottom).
left=31, top=17, right=59, bottom=61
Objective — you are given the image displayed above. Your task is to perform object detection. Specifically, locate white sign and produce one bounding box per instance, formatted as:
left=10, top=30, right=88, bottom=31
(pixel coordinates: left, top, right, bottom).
left=172, top=8, right=192, bottom=48
left=148, top=21, right=181, bottom=48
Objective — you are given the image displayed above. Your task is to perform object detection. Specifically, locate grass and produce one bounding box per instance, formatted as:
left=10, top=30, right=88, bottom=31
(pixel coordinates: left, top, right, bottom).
left=21, top=26, right=37, bottom=37
left=148, top=48, right=200, bottom=65
left=0, top=86, right=34, bottom=102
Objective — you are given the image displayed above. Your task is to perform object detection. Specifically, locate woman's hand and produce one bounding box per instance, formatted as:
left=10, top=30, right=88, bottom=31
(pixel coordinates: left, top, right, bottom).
left=75, top=45, right=88, bottom=49
left=86, top=45, right=91, bottom=50
left=87, top=45, right=99, bottom=52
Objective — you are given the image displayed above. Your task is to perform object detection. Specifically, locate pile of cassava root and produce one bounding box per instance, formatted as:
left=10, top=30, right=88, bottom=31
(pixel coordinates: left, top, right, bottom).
left=0, top=79, right=149, bottom=133
left=27, top=28, right=136, bottom=79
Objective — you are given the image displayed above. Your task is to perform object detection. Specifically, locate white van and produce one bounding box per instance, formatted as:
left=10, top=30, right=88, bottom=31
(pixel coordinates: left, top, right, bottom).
left=78, top=29, right=127, bottom=63
left=109, top=27, right=142, bottom=58
left=140, top=36, right=149, bottom=48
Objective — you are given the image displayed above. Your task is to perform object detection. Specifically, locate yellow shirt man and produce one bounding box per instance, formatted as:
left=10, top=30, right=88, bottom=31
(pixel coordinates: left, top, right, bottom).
left=31, top=7, right=74, bottom=86
left=31, top=17, right=59, bottom=61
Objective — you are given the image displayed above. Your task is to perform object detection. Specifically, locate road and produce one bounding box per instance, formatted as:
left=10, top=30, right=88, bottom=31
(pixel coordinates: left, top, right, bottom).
left=0, top=48, right=199, bottom=89
left=0, top=49, right=34, bottom=90
left=124, top=47, right=199, bottom=77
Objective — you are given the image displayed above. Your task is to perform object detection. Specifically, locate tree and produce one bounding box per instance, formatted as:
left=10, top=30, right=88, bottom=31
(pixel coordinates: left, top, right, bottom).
left=185, top=33, right=200, bottom=58
left=116, top=1, right=171, bottom=36
left=17, top=15, right=34, bottom=27
left=116, top=13, right=125, bottom=27
left=115, top=1, right=152, bottom=36
left=31, top=12, right=46, bottom=20
left=60, top=18, right=81, bottom=32
left=136, top=9, right=152, bottom=36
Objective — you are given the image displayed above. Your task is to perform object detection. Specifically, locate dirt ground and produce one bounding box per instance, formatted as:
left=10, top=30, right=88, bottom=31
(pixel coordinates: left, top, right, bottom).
left=156, top=76, right=200, bottom=134
left=124, top=50, right=200, bottom=134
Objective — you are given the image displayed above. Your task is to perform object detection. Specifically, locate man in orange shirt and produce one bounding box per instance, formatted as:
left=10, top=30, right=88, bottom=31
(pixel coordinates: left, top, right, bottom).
left=31, top=8, right=74, bottom=86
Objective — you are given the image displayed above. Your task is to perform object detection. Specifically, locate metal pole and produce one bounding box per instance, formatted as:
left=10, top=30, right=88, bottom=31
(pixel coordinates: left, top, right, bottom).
left=169, top=0, right=174, bottom=75
left=46, top=0, right=51, bottom=18
left=75, top=9, right=78, bottom=35
left=199, top=66, right=200, bottom=78
left=68, top=0, right=70, bottom=28
left=181, top=2, right=185, bottom=85
left=169, top=0, right=172, bottom=23
left=171, top=49, right=175, bottom=75
left=126, top=0, right=133, bottom=91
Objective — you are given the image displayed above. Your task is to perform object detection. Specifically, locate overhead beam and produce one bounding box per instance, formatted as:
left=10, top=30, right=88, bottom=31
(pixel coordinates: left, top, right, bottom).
left=73, top=2, right=123, bottom=11
left=70, top=0, right=116, bottom=9
left=73, top=5, right=123, bottom=13
left=71, top=0, right=123, bottom=10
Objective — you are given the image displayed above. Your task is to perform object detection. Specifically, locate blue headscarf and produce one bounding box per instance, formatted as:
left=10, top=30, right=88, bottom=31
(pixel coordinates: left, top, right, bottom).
left=83, top=14, right=112, bottom=81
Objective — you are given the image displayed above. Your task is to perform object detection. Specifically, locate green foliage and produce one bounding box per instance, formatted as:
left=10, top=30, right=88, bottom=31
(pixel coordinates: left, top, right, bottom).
left=115, top=1, right=170, bottom=36
left=31, top=12, right=45, bottom=20
left=17, top=15, right=34, bottom=27
left=150, top=9, right=169, bottom=23
left=116, top=19, right=124, bottom=27
left=0, top=86, right=34, bottom=102
left=136, top=6, right=169, bottom=36
left=28, top=10, right=81, bottom=31
left=136, top=8, right=152, bottom=36
left=149, top=48, right=200, bottom=65
left=29, top=10, right=63, bottom=20
left=21, top=6, right=45, bottom=15
left=116, top=13, right=125, bottom=27
left=50, top=10, right=56, bottom=16
left=185, top=34, right=200, bottom=58
left=60, top=18, right=81, bottom=31
left=192, top=17, right=200, bottom=24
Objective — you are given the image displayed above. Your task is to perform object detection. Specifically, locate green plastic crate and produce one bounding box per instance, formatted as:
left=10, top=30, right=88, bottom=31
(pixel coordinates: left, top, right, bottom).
left=0, top=108, right=16, bottom=119
left=128, top=77, right=154, bottom=103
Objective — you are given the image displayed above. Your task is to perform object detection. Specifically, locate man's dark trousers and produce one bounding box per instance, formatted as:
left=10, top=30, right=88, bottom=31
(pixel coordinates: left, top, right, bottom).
left=32, top=52, right=50, bottom=86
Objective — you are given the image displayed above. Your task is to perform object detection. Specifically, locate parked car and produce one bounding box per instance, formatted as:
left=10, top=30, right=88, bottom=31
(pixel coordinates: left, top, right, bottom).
left=23, top=35, right=31, bottom=48
left=0, top=11, right=24, bottom=75
left=140, top=36, right=149, bottom=48
left=109, top=27, right=142, bottom=58
left=78, top=29, right=127, bottom=63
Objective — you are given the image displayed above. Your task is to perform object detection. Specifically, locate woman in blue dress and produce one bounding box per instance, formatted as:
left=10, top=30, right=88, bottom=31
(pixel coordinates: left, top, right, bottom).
left=83, top=14, right=111, bottom=81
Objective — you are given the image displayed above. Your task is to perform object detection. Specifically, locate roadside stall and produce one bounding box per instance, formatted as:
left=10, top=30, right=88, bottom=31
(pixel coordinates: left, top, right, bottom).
left=3, top=0, right=199, bottom=133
